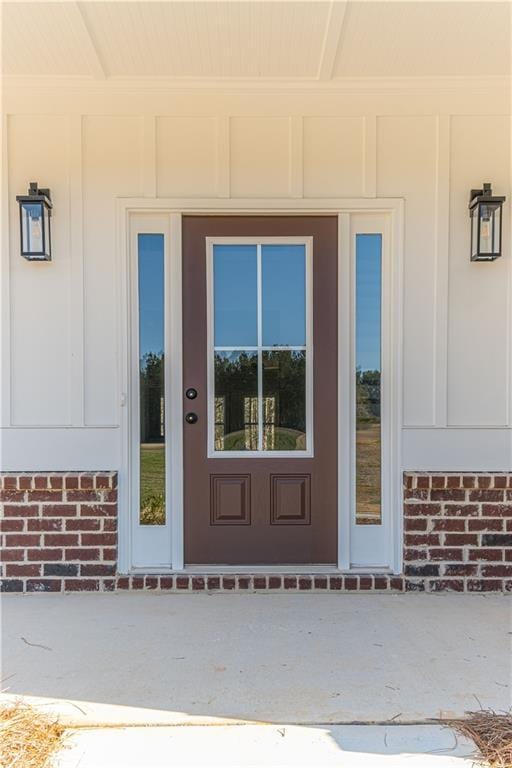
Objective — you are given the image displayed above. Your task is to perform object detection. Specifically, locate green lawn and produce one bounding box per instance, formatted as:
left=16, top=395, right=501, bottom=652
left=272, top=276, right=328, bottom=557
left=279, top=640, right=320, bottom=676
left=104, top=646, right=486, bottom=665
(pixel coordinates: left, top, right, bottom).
left=356, top=420, right=381, bottom=524
left=140, top=444, right=165, bottom=525
left=221, top=428, right=306, bottom=451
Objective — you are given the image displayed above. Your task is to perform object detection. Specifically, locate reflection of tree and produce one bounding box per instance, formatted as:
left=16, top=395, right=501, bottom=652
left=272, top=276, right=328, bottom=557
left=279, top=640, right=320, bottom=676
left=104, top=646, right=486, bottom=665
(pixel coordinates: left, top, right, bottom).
left=215, top=353, right=257, bottom=442
left=139, top=353, right=165, bottom=525
left=263, top=351, right=306, bottom=432
left=215, top=352, right=258, bottom=392
left=140, top=351, right=164, bottom=443
left=356, top=368, right=380, bottom=423
left=356, top=368, right=381, bottom=524
left=214, top=351, right=306, bottom=450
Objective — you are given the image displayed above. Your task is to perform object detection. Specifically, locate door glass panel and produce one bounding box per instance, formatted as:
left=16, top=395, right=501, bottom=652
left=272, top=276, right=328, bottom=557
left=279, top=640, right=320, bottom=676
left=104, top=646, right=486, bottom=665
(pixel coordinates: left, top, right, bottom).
left=138, top=234, right=165, bottom=525
left=214, top=351, right=258, bottom=451
left=262, top=351, right=306, bottom=450
left=210, top=240, right=310, bottom=454
left=262, top=245, right=306, bottom=346
left=214, top=244, right=258, bottom=347
left=355, top=234, right=382, bottom=525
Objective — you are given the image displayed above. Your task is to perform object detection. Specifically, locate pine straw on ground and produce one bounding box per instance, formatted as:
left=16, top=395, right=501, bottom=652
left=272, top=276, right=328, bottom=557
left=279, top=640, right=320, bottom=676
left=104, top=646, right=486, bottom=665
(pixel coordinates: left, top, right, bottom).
left=0, top=702, right=66, bottom=768
left=446, top=710, right=512, bottom=768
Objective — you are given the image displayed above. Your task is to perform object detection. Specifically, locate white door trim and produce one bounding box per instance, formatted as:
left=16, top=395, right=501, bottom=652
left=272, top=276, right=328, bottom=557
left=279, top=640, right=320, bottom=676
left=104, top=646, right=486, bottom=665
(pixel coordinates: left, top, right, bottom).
left=117, top=198, right=404, bottom=574
left=349, top=214, right=392, bottom=568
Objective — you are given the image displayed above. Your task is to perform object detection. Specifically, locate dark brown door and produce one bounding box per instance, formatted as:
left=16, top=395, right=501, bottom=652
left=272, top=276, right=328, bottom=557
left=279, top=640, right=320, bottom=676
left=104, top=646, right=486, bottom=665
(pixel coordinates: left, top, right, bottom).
left=183, top=216, right=338, bottom=565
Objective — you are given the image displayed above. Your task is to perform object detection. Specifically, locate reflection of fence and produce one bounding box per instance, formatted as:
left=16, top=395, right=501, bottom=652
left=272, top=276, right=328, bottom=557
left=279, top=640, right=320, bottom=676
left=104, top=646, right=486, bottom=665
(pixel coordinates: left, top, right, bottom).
left=214, top=395, right=278, bottom=450
left=244, top=396, right=258, bottom=449
left=263, top=396, right=276, bottom=450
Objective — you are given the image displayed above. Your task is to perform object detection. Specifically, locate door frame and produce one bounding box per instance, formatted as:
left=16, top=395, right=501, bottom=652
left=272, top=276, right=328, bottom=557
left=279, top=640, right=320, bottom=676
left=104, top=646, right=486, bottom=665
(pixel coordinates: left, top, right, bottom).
left=117, top=198, right=404, bottom=574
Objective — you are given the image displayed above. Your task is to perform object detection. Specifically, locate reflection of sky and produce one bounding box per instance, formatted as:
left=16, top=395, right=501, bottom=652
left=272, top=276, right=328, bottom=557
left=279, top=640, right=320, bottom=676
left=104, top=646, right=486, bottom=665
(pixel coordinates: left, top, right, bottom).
left=262, top=245, right=305, bottom=346
left=213, top=243, right=306, bottom=347
left=137, top=234, right=380, bottom=371
left=356, top=234, right=381, bottom=372
left=138, top=234, right=164, bottom=360
left=214, top=245, right=258, bottom=346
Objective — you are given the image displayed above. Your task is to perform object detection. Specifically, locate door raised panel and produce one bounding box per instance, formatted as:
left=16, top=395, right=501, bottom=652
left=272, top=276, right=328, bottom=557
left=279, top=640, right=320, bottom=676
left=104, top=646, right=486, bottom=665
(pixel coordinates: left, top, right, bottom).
left=210, top=474, right=251, bottom=525
left=271, top=474, right=311, bottom=525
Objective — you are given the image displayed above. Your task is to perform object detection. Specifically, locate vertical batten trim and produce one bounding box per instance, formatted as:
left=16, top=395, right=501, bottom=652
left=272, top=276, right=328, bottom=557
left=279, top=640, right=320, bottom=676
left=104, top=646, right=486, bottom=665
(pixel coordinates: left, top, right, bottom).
left=337, top=213, right=351, bottom=569
left=69, top=114, right=85, bottom=426
left=143, top=115, right=157, bottom=198
left=169, top=213, right=184, bottom=569
left=391, top=204, right=405, bottom=575
left=363, top=115, right=377, bottom=198
left=290, top=116, right=304, bottom=198
left=217, top=117, right=230, bottom=198
left=434, top=115, right=450, bottom=428
left=116, top=199, right=130, bottom=573
left=507, top=113, right=512, bottom=431
left=1, top=114, right=11, bottom=428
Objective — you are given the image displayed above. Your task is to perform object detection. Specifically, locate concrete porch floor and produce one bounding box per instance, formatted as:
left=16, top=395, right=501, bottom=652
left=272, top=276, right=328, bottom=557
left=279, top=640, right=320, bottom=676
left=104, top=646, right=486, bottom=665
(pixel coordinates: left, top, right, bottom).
left=1, top=592, right=510, bottom=727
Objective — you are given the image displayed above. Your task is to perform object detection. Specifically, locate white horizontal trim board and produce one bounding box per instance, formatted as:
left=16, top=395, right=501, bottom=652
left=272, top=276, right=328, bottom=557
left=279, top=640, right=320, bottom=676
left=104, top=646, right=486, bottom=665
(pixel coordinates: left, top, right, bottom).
left=3, top=75, right=511, bottom=95
left=0, top=427, right=120, bottom=471
left=402, top=428, right=512, bottom=472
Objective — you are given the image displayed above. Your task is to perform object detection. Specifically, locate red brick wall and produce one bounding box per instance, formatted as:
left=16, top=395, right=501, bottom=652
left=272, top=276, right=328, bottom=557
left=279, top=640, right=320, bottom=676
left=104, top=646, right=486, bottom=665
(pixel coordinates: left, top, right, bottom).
left=0, top=472, right=117, bottom=592
left=2, top=471, right=511, bottom=592
left=404, top=472, right=512, bottom=592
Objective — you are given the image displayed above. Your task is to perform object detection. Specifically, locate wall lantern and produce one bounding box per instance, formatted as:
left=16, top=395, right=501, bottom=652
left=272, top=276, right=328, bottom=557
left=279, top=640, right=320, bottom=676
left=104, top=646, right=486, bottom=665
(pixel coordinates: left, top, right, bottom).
left=16, top=182, right=52, bottom=261
left=469, top=183, right=506, bottom=262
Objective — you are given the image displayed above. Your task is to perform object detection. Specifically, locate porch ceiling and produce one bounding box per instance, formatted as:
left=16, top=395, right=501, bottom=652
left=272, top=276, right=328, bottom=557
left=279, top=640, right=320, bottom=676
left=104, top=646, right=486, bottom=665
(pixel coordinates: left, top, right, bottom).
left=2, top=1, right=510, bottom=85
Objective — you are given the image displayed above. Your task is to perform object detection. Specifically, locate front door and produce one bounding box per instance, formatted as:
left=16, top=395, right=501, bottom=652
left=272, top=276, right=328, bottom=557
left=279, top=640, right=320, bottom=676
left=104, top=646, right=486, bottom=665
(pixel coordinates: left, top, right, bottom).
left=182, top=216, right=338, bottom=565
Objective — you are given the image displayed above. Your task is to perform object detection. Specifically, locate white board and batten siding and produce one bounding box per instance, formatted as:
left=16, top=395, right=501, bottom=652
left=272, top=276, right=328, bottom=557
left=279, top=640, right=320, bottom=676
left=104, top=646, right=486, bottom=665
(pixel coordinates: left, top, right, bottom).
left=1, top=86, right=511, bottom=472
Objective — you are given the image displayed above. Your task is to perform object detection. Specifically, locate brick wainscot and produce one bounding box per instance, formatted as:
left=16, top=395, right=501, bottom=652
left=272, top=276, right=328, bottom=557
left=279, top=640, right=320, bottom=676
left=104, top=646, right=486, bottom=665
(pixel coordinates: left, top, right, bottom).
left=403, top=472, right=512, bottom=592
left=1, top=472, right=511, bottom=592
left=0, top=472, right=118, bottom=592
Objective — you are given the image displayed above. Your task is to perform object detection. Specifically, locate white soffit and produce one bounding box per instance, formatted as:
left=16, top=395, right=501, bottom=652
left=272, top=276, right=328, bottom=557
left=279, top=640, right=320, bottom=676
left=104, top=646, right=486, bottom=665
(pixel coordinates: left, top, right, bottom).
left=1, top=1, right=510, bottom=83
left=2, top=2, right=99, bottom=77
left=79, top=0, right=331, bottom=78
left=334, top=1, right=511, bottom=79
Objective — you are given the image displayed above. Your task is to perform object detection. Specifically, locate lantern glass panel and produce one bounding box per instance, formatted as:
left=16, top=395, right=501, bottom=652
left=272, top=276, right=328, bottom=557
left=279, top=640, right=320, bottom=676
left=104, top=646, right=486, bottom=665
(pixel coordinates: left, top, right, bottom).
left=471, top=207, right=479, bottom=259
left=43, top=202, right=51, bottom=257
left=478, top=202, right=495, bottom=257
left=492, top=205, right=502, bottom=255
left=21, top=202, right=44, bottom=255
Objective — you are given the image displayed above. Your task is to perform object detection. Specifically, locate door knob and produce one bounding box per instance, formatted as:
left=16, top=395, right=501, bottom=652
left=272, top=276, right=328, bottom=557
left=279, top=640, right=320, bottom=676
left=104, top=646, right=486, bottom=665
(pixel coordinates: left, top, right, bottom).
left=185, top=412, right=198, bottom=424
left=185, top=388, right=198, bottom=400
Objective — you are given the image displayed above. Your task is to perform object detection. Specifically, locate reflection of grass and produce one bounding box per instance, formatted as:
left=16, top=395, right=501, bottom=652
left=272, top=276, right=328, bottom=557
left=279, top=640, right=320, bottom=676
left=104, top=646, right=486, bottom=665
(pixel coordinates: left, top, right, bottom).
left=356, top=420, right=381, bottom=525
left=140, top=444, right=165, bottom=525
left=221, top=428, right=306, bottom=451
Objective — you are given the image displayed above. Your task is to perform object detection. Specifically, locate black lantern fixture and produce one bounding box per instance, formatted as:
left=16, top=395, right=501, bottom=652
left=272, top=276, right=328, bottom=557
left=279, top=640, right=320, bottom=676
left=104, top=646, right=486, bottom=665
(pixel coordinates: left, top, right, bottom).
left=469, top=183, right=506, bottom=261
left=16, top=182, right=52, bottom=261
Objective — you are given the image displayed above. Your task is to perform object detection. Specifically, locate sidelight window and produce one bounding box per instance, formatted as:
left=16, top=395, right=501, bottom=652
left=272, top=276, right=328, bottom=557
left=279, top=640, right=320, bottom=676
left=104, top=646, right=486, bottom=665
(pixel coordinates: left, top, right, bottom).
left=137, top=233, right=166, bottom=525
left=355, top=233, right=382, bottom=525
left=209, top=240, right=312, bottom=456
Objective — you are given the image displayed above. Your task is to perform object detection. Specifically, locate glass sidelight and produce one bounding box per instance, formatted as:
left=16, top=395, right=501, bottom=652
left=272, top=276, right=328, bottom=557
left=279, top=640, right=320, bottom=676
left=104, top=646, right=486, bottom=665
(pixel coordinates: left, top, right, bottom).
left=210, top=241, right=311, bottom=455
left=355, top=234, right=382, bottom=525
left=137, top=234, right=166, bottom=525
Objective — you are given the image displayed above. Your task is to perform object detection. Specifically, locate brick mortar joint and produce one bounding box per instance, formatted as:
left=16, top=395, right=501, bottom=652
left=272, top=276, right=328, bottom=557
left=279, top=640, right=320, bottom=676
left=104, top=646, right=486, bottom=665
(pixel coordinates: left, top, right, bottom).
left=1, top=572, right=511, bottom=594
left=0, top=471, right=118, bottom=493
